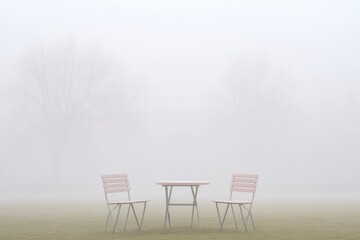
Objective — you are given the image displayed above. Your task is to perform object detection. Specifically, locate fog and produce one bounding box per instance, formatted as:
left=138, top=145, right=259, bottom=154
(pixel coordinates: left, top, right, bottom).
left=1, top=0, right=359, bottom=202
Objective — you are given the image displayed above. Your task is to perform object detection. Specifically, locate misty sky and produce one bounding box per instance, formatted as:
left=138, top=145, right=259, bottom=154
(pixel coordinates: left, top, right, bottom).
left=0, top=0, right=360, bottom=201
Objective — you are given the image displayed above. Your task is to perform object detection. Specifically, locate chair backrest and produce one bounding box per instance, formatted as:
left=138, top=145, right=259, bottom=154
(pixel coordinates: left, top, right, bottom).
left=101, top=174, right=131, bottom=202
left=230, top=173, right=258, bottom=201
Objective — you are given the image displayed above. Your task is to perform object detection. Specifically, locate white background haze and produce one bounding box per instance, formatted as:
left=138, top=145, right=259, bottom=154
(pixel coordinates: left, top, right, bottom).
left=0, top=0, right=360, bottom=202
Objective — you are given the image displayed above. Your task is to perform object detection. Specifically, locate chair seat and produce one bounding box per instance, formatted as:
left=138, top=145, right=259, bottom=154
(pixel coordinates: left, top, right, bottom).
left=213, top=200, right=252, bottom=204
left=108, top=200, right=149, bottom=205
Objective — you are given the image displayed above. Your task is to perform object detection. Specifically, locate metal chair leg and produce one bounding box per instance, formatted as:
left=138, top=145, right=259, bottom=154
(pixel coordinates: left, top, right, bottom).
left=239, top=204, right=248, bottom=233
left=249, top=211, right=255, bottom=230
left=220, top=204, right=230, bottom=230
left=215, top=203, right=222, bottom=230
left=124, top=205, right=131, bottom=231
left=105, top=205, right=115, bottom=233
left=105, top=211, right=111, bottom=233
left=140, top=201, right=147, bottom=230
left=130, top=203, right=141, bottom=231
left=112, top=204, right=122, bottom=233
left=230, top=204, right=238, bottom=230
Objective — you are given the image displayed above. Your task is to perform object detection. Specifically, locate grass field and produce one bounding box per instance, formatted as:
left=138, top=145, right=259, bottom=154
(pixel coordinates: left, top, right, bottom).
left=1, top=201, right=359, bottom=240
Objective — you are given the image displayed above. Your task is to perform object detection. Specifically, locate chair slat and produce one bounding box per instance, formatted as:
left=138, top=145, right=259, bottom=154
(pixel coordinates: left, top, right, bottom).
left=233, top=173, right=258, bottom=178
left=103, top=183, right=129, bottom=189
left=232, top=178, right=257, bottom=183
left=231, top=187, right=255, bottom=193
left=102, top=178, right=129, bottom=184
left=102, top=174, right=128, bottom=179
left=231, top=182, right=256, bottom=188
left=105, top=187, right=131, bottom=193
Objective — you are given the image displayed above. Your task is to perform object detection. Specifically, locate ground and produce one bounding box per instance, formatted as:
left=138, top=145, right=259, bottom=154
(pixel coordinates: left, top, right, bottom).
left=1, top=201, right=359, bottom=240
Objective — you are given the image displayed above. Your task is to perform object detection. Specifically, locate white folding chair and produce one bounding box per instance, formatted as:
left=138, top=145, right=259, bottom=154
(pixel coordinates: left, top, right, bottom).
left=213, top=173, right=258, bottom=232
left=101, top=174, right=149, bottom=233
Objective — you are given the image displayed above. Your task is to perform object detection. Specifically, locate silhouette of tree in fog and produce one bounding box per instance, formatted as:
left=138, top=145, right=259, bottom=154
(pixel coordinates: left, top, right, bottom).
left=219, top=54, right=286, bottom=162
left=15, top=41, right=130, bottom=183
left=224, top=55, right=284, bottom=113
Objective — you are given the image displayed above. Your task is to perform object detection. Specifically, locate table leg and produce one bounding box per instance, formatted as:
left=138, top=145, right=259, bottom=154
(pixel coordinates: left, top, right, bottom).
left=164, top=186, right=168, bottom=229
left=164, top=186, right=173, bottom=230
left=190, top=186, right=200, bottom=229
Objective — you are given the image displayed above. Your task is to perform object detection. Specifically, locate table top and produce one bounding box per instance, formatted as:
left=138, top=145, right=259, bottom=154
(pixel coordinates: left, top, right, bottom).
left=156, top=181, right=210, bottom=186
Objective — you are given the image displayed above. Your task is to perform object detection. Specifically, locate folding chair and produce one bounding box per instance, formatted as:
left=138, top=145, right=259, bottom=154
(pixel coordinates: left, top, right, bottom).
left=213, top=173, right=258, bottom=232
left=101, top=174, right=149, bottom=233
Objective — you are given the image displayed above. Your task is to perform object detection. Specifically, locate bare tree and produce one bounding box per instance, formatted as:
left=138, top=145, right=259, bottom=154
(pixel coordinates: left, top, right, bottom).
left=222, top=54, right=285, bottom=115
left=218, top=53, right=287, bottom=162
left=14, top=41, right=121, bottom=184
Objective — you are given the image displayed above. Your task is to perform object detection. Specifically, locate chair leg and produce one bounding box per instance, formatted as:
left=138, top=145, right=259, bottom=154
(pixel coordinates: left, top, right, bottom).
left=247, top=205, right=255, bottom=230
left=124, top=205, right=131, bottom=231
left=243, top=204, right=255, bottom=231
left=249, top=211, right=255, bottom=230
left=140, top=202, right=147, bottom=230
left=130, top=203, right=141, bottom=231
left=215, top=203, right=222, bottom=230
left=105, top=211, right=111, bottom=233
left=105, top=205, right=117, bottom=233
left=105, top=205, right=114, bottom=233
left=239, top=204, right=248, bottom=233
left=230, top=204, right=238, bottom=230
left=112, top=204, right=122, bottom=233
left=220, top=204, right=230, bottom=231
